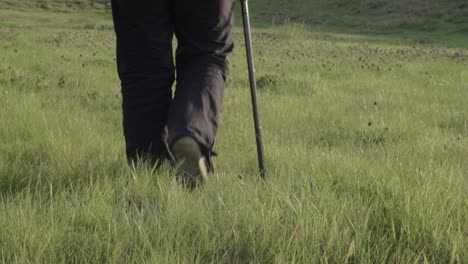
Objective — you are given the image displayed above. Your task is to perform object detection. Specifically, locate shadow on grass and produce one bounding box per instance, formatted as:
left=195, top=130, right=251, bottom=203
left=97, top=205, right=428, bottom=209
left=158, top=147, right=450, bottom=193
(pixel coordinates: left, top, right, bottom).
left=233, top=2, right=468, bottom=50
left=1, top=6, right=467, bottom=49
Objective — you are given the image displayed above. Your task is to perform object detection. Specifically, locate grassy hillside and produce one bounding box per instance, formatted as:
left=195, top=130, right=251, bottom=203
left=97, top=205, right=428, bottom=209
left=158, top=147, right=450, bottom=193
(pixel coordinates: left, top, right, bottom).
left=1, top=0, right=468, bottom=31
left=253, top=0, right=468, bottom=29
left=0, top=0, right=110, bottom=12
left=0, top=1, right=467, bottom=263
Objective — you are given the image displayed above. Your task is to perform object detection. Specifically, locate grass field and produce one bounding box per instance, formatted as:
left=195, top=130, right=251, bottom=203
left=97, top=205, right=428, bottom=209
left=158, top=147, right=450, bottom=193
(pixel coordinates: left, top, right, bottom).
left=0, top=1, right=467, bottom=263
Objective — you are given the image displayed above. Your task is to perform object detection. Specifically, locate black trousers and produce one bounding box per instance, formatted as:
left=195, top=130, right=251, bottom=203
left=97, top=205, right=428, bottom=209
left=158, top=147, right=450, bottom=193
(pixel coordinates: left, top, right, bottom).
left=111, top=0, right=234, bottom=167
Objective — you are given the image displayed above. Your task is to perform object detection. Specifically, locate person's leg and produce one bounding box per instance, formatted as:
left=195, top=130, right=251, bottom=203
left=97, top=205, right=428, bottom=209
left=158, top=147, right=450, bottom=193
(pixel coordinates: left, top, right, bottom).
left=111, top=0, right=174, bottom=166
left=168, top=0, right=235, bottom=172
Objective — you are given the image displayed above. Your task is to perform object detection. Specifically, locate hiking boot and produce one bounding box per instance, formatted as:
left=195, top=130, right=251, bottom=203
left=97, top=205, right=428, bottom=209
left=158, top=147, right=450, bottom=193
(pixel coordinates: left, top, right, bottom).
left=171, top=136, right=208, bottom=188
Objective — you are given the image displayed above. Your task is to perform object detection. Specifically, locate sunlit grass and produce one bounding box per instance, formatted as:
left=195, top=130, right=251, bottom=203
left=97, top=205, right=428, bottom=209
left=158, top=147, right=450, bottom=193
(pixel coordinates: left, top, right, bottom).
left=0, top=7, right=467, bottom=263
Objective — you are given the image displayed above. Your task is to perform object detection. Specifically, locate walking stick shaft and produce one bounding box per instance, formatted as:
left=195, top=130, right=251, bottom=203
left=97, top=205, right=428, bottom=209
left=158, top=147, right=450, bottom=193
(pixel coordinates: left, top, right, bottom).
left=240, top=0, right=266, bottom=178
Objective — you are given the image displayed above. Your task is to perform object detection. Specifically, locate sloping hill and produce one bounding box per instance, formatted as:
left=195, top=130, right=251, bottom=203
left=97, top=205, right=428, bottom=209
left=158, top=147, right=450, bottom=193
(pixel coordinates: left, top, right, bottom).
left=253, top=0, right=468, bottom=31
left=0, top=0, right=467, bottom=31
left=0, top=0, right=110, bottom=12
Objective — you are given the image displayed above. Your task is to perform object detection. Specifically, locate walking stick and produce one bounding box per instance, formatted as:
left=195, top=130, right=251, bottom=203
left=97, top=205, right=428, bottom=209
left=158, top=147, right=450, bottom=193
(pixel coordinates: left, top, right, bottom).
left=240, top=0, right=266, bottom=178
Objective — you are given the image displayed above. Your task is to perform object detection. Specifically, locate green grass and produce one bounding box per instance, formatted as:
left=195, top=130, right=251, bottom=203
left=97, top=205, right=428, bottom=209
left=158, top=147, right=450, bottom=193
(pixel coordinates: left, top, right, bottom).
left=0, top=0, right=111, bottom=12
left=252, top=0, right=468, bottom=27
left=0, top=3, right=467, bottom=263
